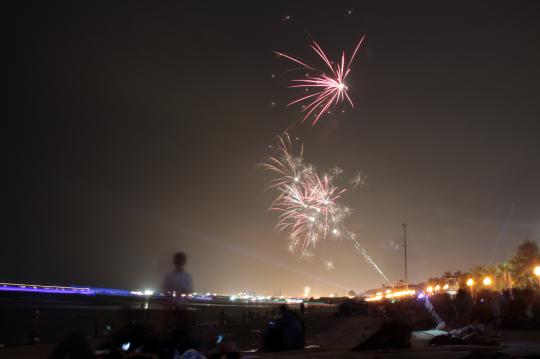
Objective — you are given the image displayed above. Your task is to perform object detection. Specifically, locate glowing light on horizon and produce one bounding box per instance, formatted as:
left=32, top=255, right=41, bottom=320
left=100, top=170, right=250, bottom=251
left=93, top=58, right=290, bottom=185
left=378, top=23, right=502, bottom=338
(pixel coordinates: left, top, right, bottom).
left=366, top=289, right=416, bottom=301
left=0, top=282, right=93, bottom=295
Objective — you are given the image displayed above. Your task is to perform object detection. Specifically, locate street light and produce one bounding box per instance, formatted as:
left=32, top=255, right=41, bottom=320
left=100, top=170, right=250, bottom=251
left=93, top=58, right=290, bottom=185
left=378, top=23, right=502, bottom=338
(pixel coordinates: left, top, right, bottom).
left=466, top=278, right=474, bottom=296
left=434, top=284, right=441, bottom=292
left=534, top=266, right=540, bottom=287
left=483, top=277, right=492, bottom=286
left=426, top=286, right=434, bottom=294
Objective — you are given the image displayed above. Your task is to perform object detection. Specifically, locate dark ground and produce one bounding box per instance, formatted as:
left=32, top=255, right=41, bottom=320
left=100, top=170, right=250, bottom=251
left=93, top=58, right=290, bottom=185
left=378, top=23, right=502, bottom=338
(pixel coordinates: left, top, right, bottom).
left=1, top=311, right=539, bottom=358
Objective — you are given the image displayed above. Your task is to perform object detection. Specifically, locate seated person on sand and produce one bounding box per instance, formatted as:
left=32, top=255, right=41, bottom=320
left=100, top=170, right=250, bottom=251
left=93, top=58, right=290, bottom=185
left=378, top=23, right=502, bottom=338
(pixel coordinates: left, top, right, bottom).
left=262, top=305, right=305, bottom=352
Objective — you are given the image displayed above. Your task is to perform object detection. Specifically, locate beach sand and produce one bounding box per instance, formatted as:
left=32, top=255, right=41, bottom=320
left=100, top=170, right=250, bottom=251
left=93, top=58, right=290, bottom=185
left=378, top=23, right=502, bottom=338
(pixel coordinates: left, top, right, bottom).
left=1, top=310, right=539, bottom=358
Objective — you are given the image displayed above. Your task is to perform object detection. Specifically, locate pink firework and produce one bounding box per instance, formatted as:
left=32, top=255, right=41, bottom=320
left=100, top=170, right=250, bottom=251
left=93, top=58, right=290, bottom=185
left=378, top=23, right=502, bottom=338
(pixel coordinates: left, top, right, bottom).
left=275, top=36, right=365, bottom=125
left=260, top=134, right=349, bottom=257
left=270, top=173, right=345, bottom=257
left=259, top=134, right=392, bottom=281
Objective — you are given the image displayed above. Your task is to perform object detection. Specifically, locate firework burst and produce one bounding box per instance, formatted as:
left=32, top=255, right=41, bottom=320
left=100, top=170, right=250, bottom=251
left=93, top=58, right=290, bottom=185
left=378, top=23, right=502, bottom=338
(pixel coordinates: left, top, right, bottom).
left=260, top=134, right=390, bottom=282
left=275, top=36, right=365, bottom=125
left=260, top=134, right=348, bottom=257
left=351, top=170, right=368, bottom=190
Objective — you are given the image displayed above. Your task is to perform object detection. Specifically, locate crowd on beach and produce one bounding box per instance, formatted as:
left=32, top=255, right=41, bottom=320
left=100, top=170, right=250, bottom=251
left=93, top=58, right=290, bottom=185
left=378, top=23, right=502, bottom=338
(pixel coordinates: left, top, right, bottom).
left=48, top=304, right=304, bottom=359
left=45, top=252, right=540, bottom=358
left=46, top=287, right=540, bottom=358
left=344, top=287, right=540, bottom=351
left=353, top=287, right=540, bottom=329
left=49, top=252, right=308, bottom=358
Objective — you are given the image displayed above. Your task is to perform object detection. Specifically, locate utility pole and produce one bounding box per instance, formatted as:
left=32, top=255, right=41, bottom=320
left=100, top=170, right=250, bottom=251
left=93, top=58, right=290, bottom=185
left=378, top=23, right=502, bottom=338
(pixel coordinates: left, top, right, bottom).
left=402, top=223, right=408, bottom=289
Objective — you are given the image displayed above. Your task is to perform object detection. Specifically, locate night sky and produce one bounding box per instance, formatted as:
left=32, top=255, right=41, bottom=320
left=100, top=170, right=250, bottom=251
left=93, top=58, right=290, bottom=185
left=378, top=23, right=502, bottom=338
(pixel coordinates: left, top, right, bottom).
left=9, top=1, right=540, bottom=296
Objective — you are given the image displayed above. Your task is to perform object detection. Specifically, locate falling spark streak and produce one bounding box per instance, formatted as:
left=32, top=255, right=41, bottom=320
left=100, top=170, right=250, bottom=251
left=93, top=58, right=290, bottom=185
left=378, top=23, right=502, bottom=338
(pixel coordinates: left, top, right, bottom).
left=352, top=239, right=390, bottom=282
left=260, top=133, right=390, bottom=283
left=275, top=36, right=365, bottom=125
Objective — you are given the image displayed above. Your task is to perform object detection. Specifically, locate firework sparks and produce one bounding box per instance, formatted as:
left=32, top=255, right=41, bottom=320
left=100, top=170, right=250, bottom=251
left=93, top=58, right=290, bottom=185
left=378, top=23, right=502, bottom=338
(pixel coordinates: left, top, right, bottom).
left=275, top=36, right=365, bottom=125
left=324, top=258, right=335, bottom=271
left=330, top=166, right=343, bottom=178
left=260, top=134, right=348, bottom=257
left=260, top=133, right=390, bottom=282
left=351, top=170, right=368, bottom=190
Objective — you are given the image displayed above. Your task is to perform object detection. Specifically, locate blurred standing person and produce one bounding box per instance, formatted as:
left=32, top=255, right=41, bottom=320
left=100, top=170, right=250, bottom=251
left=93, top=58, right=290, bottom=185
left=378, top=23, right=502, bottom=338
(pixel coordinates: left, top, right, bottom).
left=164, top=252, right=193, bottom=298
left=161, top=252, right=194, bottom=337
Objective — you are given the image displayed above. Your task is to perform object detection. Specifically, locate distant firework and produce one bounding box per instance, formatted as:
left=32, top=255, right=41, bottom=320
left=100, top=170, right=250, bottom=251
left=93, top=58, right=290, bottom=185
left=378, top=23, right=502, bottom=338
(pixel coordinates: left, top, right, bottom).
left=351, top=170, right=368, bottom=190
left=275, top=36, right=365, bottom=125
left=324, top=258, right=335, bottom=271
left=260, top=133, right=390, bottom=282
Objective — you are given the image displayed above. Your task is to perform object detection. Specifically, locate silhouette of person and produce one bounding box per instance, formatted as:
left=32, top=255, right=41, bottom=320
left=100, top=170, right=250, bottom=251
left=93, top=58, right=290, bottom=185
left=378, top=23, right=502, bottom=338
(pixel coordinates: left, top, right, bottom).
left=163, top=252, right=193, bottom=296
left=262, top=305, right=305, bottom=351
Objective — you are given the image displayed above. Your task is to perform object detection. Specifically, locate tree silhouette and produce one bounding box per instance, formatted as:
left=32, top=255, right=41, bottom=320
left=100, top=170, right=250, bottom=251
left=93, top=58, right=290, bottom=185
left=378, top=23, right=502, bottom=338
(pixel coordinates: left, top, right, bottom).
left=428, top=239, right=539, bottom=290
left=507, top=239, right=540, bottom=287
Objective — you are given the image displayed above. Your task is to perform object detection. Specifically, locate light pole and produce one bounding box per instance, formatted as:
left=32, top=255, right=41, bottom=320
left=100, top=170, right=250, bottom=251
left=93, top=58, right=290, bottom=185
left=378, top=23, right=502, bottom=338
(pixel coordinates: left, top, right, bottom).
left=402, top=223, right=408, bottom=289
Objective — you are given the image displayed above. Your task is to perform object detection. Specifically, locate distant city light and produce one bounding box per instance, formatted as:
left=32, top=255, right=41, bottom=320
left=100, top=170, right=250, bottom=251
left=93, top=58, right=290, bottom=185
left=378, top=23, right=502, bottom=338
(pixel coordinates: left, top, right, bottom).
left=365, top=294, right=382, bottom=302
left=0, top=282, right=93, bottom=295
left=366, top=289, right=416, bottom=301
